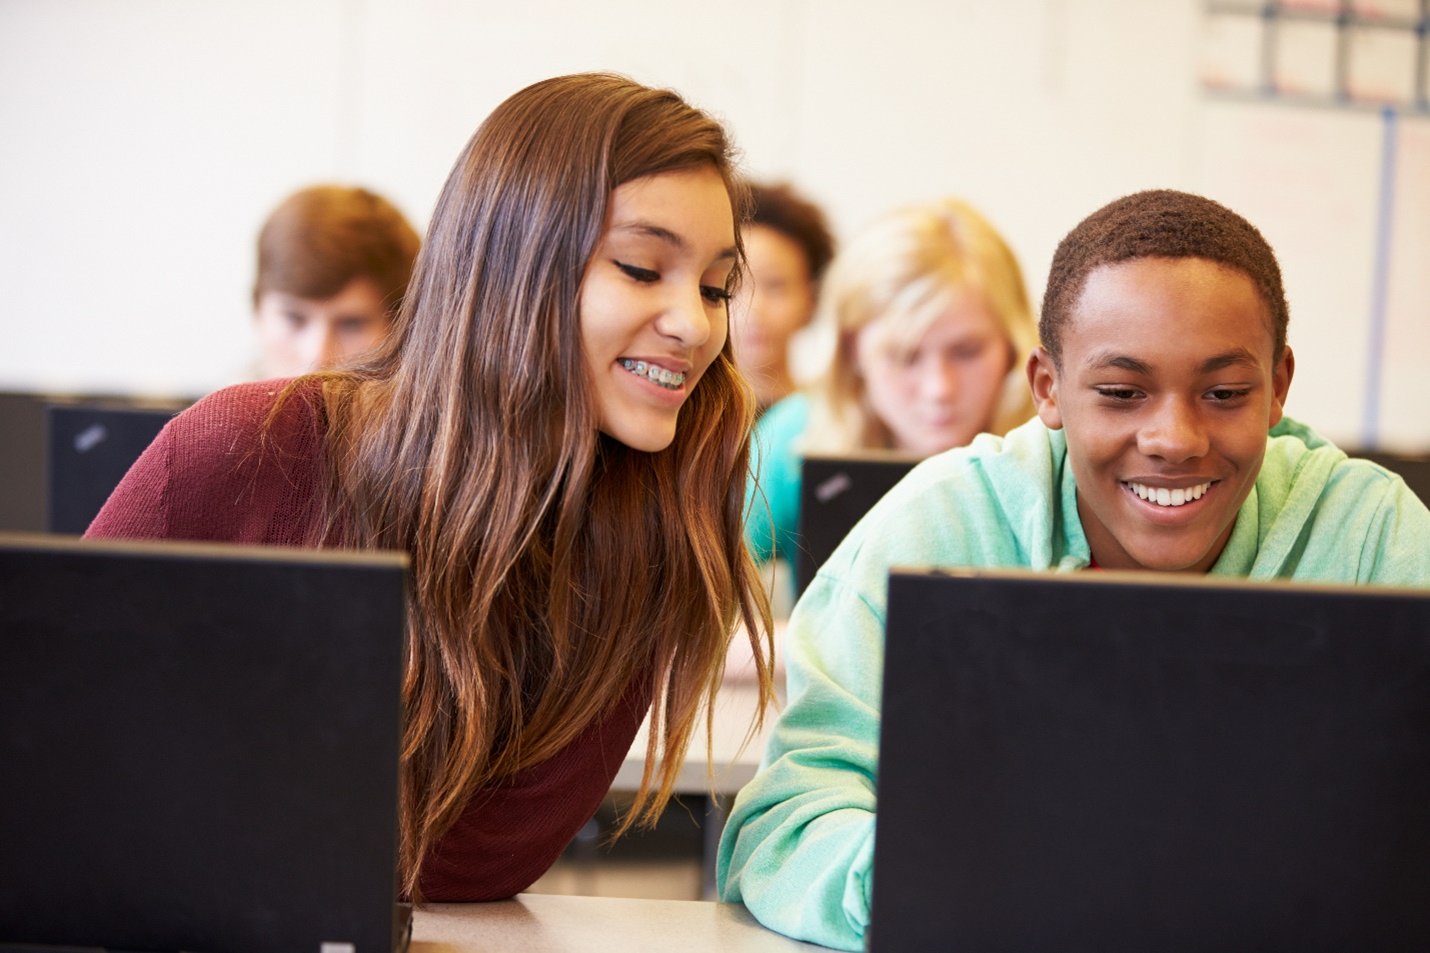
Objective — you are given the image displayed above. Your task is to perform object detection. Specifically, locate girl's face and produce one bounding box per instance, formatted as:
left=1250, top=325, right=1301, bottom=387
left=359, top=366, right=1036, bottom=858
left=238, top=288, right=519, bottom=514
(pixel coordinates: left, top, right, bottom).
left=253, top=277, right=391, bottom=378
left=579, top=165, right=736, bottom=453
left=854, top=292, right=1014, bottom=456
left=728, top=225, right=817, bottom=389
left=1027, top=256, right=1293, bottom=573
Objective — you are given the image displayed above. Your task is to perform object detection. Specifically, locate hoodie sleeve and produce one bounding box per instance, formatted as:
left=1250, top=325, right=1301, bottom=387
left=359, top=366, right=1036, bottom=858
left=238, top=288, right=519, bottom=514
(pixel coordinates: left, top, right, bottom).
left=717, top=574, right=882, bottom=951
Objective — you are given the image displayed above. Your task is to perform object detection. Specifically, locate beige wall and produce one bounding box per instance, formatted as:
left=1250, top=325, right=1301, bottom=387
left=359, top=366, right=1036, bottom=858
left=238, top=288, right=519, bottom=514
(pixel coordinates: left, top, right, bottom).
left=2, top=0, right=1425, bottom=448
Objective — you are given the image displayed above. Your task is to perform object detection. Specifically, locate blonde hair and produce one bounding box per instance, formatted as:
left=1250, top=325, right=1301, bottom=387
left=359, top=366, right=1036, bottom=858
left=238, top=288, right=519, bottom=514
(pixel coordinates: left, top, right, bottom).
left=800, top=198, right=1038, bottom=453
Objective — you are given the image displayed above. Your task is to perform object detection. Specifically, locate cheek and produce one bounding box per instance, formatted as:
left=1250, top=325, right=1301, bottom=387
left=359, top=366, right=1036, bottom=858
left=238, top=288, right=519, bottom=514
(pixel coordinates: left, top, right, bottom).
left=696, top=309, right=731, bottom=377
left=772, top=290, right=815, bottom=333
left=864, top=366, right=914, bottom=413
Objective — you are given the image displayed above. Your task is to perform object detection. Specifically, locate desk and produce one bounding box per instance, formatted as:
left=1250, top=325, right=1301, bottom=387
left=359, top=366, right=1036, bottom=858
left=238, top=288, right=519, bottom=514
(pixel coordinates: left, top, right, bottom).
left=412, top=895, right=825, bottom=951
left=613, top=681, right=775, bottom=795
left=613, top=620, right=787, bottom=796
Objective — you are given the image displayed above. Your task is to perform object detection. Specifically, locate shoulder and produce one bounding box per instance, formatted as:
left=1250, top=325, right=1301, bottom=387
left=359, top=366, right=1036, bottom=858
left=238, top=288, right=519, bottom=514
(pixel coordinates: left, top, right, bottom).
left=817, top=418, right=1074, bottom=601
left=148, top=378, right=329, bottom=544
left=1252, top=417, right=1430, bottom=584
left=754, top=393, right=810, bottom=450
left=750, top=393, right=811, bottom=492
left=170, top=378, right=324, bottom=453
left=1259, top=416, right=1402, bottom=506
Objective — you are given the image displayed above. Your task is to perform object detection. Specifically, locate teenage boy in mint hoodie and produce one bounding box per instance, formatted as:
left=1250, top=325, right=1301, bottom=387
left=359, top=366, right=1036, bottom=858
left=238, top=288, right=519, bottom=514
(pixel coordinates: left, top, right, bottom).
left=718, top=190, right=1430, bottom=950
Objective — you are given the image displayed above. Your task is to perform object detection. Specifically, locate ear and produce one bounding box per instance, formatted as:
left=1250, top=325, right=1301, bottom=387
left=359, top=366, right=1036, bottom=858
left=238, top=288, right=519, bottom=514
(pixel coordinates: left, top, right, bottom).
left=1026, top=346, right=1064, bottom=430
left=1267, top=345, right=1295, bottom=429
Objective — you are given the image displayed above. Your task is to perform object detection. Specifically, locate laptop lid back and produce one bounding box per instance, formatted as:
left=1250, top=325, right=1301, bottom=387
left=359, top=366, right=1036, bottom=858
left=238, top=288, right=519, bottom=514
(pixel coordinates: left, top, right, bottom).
left=47, top=403, right=178, bottom=534
left=873, top=568, right=1430, bottom=953
left=794, top=454, right=916, bottom=597
left=0, top=534, right=406, bottom=953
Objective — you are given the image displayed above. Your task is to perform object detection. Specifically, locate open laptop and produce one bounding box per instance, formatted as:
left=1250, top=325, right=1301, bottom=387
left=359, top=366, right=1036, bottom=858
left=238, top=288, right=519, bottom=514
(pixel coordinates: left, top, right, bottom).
left=47, top=403, right=180, bottom=534
left=0, top=534, right=411, bottom=953
left=872, top=568, right=1430, bottom=953
left=794, top=453, right=917, bottom=597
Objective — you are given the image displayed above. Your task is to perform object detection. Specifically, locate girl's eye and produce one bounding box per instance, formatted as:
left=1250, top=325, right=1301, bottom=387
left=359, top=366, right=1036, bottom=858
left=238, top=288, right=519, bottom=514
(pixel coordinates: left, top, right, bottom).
left=701, top=285, right=732, bottom=305
left=1095, top=387, right=1142, bottom=402
left=615, top=261, right=659, bottom=283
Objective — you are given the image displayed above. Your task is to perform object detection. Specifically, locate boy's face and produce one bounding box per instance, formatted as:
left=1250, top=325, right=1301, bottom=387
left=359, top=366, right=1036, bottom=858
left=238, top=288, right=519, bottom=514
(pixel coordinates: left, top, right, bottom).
left=1027, top=256, right=1294, bottom=573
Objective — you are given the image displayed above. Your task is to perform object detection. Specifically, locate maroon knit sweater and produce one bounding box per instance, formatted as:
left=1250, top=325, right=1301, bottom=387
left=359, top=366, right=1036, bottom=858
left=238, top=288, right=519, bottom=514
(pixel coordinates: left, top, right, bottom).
left=85, top=379, right=651, bottom=901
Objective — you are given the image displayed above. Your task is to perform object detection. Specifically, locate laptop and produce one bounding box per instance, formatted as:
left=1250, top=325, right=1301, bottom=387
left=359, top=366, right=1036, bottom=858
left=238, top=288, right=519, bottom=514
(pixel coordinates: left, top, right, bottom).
left=0, top=534, right=411, bottom=953
left=872, top=568, right=1430, bottom=953
left=47, top=403, right=181, bottom=534
left=794, top=453, right=917, bottom=597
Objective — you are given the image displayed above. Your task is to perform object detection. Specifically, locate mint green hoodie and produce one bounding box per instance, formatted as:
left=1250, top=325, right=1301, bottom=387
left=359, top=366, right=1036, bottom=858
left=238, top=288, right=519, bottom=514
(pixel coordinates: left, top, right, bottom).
left=718, top=416, right=1430, bottom=951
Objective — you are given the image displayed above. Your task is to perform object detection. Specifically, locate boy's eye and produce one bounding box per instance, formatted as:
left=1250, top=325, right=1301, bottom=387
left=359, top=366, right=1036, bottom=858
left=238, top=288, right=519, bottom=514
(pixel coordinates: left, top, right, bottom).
left=1207, top=387, right=1251, bottom=402
left=615, top=261, right=659, bottom=283
left=701, top=285, right=732, bottom=304
left=335, top=317, right=373, bottom=336
left=1095, top=386, right=1142, bottom=402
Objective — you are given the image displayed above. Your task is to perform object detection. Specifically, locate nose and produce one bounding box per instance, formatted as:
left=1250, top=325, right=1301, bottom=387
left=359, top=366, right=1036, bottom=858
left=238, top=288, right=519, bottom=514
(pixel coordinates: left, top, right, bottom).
left=917, top=355, right=959, bottom=403
left=1137, top=397, right=1210, bottom=463
left=655, top=284, right=715, bottom=350
left=304, top=322, right=341, bottom=373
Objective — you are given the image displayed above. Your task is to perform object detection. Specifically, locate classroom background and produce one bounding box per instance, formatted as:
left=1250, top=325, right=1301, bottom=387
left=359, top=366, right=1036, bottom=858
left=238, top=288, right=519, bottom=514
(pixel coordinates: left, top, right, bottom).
left=2, top=0, right=1427, bottom=450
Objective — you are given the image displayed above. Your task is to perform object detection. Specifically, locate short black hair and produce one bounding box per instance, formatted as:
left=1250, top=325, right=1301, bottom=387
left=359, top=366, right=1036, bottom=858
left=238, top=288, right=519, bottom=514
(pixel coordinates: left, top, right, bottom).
left=1040, top=190, right=1288, bottom=365
left=748, top=182, right=836, bottom=282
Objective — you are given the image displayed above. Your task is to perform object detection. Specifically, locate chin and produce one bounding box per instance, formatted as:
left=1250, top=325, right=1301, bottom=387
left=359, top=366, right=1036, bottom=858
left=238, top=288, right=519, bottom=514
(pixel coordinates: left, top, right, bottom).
left=602, top=424, right=678, bottom=454
left=1126, top=542, right=1217, bottom=573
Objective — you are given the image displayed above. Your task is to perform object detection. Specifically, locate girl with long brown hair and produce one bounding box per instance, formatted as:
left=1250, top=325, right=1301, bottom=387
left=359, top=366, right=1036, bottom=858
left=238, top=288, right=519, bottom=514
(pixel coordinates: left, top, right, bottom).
left=87, top=73, right=775, bottom=902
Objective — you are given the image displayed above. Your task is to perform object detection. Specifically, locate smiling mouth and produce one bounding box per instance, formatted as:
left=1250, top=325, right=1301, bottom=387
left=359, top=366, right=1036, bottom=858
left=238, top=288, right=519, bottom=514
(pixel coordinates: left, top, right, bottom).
left=1124, top=480, right=1213, bottom=508
left=621, top=359, right=685, bottom=391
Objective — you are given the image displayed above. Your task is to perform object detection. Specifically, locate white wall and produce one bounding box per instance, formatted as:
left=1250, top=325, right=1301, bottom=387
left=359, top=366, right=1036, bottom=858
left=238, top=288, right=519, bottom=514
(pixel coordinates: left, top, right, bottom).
left=2, top=0, right=1425, bottom=448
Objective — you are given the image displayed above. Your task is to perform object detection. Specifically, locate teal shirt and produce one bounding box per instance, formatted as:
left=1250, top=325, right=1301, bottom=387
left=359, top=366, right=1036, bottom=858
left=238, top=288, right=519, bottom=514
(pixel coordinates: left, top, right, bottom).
left=718, top=415, right=1430, bottom=951
left=745, top=393, right=810, bottom=564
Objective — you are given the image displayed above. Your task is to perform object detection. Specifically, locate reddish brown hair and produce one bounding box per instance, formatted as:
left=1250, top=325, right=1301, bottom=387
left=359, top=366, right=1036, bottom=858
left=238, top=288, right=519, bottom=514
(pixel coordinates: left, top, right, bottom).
left=253, top=185, right=420, bottom=314
left=300, top=74, right=772, bottom=900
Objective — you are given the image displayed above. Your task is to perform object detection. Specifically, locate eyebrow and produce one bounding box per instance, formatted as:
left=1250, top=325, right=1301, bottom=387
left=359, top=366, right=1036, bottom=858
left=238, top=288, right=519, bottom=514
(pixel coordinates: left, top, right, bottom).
left=1084, top=353, right=1153, bottom=375
left=1196, top=348, right=1262, bottom=374
left=1083, top=348, right=1263, bottom=376
left=613, top=220, right=738, bottom=261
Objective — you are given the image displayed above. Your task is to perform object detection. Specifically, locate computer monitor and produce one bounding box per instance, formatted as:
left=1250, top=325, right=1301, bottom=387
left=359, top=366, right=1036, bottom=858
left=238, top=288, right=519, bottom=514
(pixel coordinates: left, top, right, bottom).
left=47, top=403, right=178, bottom=534
left=794, top=454, right=917, bottom=597
left=0, top=533, right=409, bottom=953
left=0, top=393, right=190, bottom=535
left=873, top=568, right=1430, bottom=953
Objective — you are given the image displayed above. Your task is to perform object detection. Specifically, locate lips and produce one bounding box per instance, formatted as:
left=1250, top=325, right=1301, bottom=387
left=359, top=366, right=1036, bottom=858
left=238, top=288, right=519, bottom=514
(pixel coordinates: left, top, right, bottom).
left=1124, top=480, right=1214, bottom=508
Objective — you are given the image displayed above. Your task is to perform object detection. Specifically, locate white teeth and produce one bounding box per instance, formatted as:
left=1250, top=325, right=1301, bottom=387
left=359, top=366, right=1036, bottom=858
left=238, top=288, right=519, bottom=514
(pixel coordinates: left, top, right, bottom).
left=620, top=358, right=685, bottom=390
left=1126, top=481, right=1211, bottom=507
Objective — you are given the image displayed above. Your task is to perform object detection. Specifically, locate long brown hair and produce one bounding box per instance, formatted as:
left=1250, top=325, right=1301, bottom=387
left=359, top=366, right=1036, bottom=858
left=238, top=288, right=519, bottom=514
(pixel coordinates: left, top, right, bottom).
left=305, top=74, right=773, bottom=899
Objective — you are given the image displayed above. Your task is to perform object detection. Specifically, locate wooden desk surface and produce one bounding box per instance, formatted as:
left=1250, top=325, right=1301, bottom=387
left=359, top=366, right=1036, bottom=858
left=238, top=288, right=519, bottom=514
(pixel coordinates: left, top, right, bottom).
left=412, top=895, right=825, bottom=952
